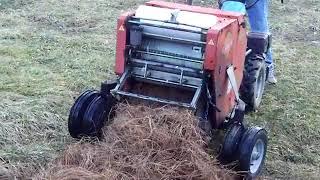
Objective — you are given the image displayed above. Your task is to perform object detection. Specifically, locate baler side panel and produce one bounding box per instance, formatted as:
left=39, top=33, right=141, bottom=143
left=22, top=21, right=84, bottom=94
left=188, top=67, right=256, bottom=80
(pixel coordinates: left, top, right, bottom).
left=212, top=20, right=240, bottom=128
left=204, top=29, right=218, bottom=70
left=233, top=22, right=247, bottom=89
left=204, top=19, right=236, bottom=70
left=115, top=12, right=134, bottom=75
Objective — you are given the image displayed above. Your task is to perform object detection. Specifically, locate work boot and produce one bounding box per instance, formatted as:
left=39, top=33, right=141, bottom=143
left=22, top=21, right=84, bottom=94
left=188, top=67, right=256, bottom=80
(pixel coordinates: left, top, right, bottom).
left=267, top=65, right=277, bottom=84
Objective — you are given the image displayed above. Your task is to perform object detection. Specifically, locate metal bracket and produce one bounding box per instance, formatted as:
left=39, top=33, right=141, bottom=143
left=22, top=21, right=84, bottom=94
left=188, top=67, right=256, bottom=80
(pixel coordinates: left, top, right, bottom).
left=170, top=9, right=180, bottom=23
left=143, top=63, right=148, bottom=78
left=224, top=65, right=247, bottom=126
left=246, top=49, right=252, bottom=56
left=179, top=69, right=184, bottom=85
left=226, top=65, right=240, bottom=103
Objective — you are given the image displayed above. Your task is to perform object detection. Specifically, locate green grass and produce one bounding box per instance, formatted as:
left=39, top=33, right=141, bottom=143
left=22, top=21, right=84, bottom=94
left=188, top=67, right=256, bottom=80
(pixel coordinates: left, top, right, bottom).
left=0, top=0, right=319, bottom=179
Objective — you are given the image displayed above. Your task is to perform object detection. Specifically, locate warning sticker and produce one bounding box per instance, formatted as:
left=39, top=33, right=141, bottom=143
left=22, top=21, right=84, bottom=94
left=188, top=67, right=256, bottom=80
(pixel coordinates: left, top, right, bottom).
left=119, top=25, right=125, bottom=31
left=208, top=39, right=215, bottom=46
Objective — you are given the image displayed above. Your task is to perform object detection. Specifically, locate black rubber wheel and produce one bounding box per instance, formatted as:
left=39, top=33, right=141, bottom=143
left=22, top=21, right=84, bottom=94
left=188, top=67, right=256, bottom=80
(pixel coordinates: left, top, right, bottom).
left=82, top=95, right=114, bottom=138
left=220, top=124, right=245, bottom=163
left=239, top=127, right=268, bottom=179
left=240, top=54, right=266, bottom=111
left=68, top=90, right=99, bottom=138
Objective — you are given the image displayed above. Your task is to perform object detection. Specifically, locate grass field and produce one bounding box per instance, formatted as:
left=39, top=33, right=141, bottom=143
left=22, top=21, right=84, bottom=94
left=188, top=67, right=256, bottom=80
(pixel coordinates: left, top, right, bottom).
left=0, top=0, right=319, bottom=179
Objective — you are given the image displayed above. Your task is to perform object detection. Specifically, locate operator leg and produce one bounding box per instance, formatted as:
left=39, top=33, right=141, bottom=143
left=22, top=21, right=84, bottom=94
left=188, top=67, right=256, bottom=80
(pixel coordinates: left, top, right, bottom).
left=247, top=0, right=277, bottom=84
left=219, top=0, right=277, bottom=84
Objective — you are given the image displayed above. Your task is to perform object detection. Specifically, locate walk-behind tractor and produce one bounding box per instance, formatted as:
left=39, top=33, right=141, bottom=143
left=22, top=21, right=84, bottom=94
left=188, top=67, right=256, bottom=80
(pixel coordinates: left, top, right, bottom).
left=68, top=1, right=270, bottom=178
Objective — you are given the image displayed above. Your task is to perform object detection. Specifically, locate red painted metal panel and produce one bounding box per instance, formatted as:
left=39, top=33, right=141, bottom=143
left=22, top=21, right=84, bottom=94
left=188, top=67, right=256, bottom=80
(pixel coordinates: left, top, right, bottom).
left=232, top=22, right=247, bottom=90
left=202, top=18, right=243, bottom=128
left=115, top=12, right=134, bottom=75
left=214, top=22, right=234, bottom=127
left=204, top=29, right=218, bottom=70
left=212, top=20, right=246, bottom=128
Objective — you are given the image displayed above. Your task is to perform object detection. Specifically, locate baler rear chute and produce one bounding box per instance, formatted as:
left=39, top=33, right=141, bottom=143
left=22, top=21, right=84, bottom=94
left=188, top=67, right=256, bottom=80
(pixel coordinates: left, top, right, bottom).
left=68, top=1, right=270, bottom=178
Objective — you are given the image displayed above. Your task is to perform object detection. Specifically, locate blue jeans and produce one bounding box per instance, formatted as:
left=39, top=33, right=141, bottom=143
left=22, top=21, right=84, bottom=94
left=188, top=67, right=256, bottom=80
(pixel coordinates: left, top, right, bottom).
left=247, top=0, right=273, bottom=65
left=221, top=0, right=273, bottom=65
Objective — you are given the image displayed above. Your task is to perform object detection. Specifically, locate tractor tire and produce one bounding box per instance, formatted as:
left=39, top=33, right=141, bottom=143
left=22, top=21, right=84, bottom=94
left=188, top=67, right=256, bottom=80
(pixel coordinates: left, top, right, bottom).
left=82, top=95, right=115, bottom=138
left=238, top=127, right=268, bottom=179
left=220, top=123, right=245, bottom=163
left=68, top=90, right=99, bottom=138
left=240, top=53, right=266, bottom=111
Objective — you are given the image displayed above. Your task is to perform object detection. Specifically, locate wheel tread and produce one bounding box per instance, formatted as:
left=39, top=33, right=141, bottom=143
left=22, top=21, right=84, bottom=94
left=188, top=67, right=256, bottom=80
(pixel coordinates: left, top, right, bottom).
left=240, top=53, right=266, bottom=111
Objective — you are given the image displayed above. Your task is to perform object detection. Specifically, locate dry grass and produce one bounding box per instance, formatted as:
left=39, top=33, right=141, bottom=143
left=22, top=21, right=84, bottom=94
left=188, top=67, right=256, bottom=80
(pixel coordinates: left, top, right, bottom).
left=35, top=103, right=232, bottom=180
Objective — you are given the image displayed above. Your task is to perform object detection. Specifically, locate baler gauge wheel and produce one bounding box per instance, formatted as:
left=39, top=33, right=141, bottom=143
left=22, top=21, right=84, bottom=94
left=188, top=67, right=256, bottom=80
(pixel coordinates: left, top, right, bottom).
left=82, top=95, right=114, bottom=138
left=220, top=123, right=244, bottom=163
left=239, top=127, right=268, bottom=179
left=68, top=90, right=99, bottom=138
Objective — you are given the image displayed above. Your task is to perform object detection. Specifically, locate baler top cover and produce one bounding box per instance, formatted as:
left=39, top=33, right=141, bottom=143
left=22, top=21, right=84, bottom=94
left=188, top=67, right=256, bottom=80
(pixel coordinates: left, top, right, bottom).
left=135, top=5, right=219, bottom=29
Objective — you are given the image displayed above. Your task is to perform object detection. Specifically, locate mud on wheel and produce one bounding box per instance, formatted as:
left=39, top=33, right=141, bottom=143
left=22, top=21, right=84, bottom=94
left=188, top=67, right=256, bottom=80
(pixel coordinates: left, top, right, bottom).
left=240, top=53, right=266, bottom=111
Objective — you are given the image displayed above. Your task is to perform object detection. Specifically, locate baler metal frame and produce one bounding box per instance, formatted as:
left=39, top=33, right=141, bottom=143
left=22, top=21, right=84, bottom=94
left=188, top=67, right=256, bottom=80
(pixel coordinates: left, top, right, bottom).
left=112, top=68, right=203, bottom=109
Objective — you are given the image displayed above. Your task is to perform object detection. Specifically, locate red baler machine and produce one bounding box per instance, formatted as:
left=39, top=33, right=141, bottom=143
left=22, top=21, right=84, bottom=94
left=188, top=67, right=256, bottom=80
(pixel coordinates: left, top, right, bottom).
left=69, top=1, right=271, bottom=178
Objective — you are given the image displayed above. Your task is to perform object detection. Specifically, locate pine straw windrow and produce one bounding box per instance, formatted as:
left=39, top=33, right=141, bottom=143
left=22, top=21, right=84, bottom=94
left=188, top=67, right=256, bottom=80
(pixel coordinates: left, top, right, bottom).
left=36, top=102, right=233, bottom=180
